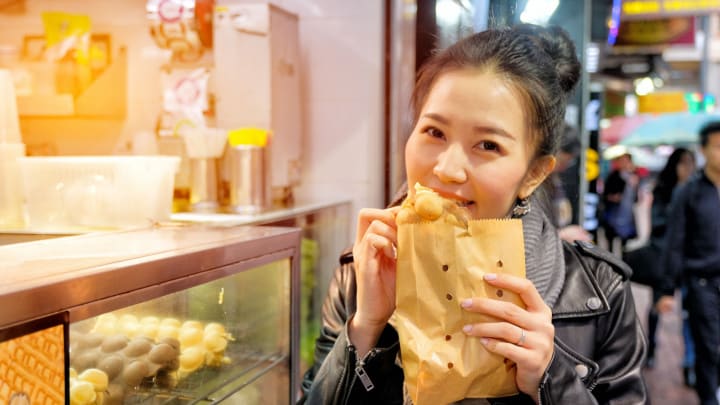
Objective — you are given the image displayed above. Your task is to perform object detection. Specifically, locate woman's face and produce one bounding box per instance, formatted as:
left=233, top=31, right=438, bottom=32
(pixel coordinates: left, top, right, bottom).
left=676, top=152, right=696, bottom=184
left=405, top=68, right=554, bottom=219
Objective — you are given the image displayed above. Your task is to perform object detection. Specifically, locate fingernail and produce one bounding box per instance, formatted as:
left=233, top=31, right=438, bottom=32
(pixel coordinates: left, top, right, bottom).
left=461, top=298, right=472, bottom=308
left=484, top=273, right=497, bottom=281
left=481, top=337, right=489, bottom=345
left=463, top=324, right=472, bottom=333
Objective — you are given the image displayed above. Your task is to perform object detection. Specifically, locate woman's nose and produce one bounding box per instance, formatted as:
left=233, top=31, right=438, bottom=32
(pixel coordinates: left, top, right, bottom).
left=433, top=143, right=468, bottom=183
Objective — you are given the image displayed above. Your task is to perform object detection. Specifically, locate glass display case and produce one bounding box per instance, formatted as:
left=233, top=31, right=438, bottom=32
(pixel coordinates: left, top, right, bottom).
left=0, top=224, right=301, bottom=404
left=171, top=199, right=353, bottom=371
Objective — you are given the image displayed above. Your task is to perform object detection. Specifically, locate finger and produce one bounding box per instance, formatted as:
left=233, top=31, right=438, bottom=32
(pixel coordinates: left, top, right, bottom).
left=355, top=207, right=399, bottom=246
left=365, top=232, right=397, bottom=260
left=366, top=217, right=398, bottom=248
left=481, top=273, right=550, bottom=315
left=461, top=297, right=555, bottom=339
left=462, top=297, right=524, bottom=321
left=479, top=337, right=548, bottom=377
left=463, top=321, right=529, bottom=347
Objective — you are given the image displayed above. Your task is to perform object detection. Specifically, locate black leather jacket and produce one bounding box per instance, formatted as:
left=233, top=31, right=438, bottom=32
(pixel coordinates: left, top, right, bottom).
left=300, top=240, right=648, bottom=404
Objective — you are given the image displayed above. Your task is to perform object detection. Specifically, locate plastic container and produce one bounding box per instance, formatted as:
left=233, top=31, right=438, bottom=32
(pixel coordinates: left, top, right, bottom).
left=18, top=156, right=180, bottom=230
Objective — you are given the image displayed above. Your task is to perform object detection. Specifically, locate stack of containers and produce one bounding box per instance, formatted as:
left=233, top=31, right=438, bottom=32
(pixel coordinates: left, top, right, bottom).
left=0, top=69, right=25, bottom=227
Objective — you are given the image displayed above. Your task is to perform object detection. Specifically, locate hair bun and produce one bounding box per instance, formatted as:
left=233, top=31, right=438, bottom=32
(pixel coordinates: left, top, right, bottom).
left=545, top=27, right=581, bottom=93
left=516, top=24, right=581, bottom=94
left=542, top=26, right=581, bottom=94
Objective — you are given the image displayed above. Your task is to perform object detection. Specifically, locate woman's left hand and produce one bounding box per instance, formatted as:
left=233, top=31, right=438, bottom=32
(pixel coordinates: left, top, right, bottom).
left=460, top=272, right=554, bottom=402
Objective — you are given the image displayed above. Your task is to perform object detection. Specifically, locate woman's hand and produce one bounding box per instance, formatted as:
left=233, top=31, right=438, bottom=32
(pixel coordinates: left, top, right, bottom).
left=460, top=273, right=554, bottom=403
left=656, top=295, right=675, bottom=313
left=558, top=225, right=592, bottom=243
left=348, top=207, right=400, bottom=357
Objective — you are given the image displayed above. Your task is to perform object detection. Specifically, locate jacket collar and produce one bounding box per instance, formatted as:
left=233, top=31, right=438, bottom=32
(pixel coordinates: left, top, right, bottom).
left=551, top=243, right=611, bottom=319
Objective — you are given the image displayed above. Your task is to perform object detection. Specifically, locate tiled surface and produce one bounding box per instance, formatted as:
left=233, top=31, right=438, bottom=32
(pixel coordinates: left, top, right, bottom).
left=303, top=99, right=381, bottom=183
left=276, top=0, right=380, bottom=19
left=300, top=18, right=383, bottom=102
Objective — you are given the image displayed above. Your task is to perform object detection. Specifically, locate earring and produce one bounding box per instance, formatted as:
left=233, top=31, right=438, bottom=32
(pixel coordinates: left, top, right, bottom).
left=511, top=197, right=531, bottom=218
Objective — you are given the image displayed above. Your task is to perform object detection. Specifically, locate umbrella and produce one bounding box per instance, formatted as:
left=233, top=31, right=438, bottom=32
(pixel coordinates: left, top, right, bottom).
left=619, top=112, right=720, bottom=147
left=601, top=144, right=667, bottom=171
left=600, top=115, right=651, bottom=145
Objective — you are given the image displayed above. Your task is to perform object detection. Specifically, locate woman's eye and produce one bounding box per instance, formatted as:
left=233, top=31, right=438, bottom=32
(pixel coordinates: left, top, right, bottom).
left=477, top=141, right=500, bottom=151
left=424, top=127, right=444, bottom=139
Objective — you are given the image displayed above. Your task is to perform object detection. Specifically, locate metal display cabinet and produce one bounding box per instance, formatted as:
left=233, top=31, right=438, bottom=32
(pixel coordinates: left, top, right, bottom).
left=0, top=225, right=301, bottom=404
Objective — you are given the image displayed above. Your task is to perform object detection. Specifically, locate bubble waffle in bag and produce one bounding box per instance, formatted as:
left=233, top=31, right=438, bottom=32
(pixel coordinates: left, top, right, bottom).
left=393, top=183, right=526, bottom=404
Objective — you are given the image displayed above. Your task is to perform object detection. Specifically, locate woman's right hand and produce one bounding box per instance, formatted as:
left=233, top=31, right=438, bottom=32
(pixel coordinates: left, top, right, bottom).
left=349, top=207, right=400, bottom=355
left=656, top=295, right=675, bottom=313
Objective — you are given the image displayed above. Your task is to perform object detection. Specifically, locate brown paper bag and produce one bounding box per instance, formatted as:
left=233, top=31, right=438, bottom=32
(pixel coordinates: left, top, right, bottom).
left=394, top=198, right=526, bottom=404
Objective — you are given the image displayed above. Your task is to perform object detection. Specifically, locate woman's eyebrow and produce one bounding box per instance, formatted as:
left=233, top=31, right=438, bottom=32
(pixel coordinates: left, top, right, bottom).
left=421, top=112, right=515, bottom=140
left=472, top=125, right=515, bottom=140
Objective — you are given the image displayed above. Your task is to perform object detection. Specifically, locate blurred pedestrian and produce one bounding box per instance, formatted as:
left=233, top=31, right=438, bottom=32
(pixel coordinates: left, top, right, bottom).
left=657, top=121, right=720, bottom=405
left=640, top=148, right=696, bottom=386
left=548, top=124, right=591, bottom=242
left=600, top=148, right=639, bottom=254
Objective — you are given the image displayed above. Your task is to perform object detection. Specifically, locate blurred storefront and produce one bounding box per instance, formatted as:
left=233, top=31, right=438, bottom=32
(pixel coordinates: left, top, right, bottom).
left=385, top=0, right=719, bottom=232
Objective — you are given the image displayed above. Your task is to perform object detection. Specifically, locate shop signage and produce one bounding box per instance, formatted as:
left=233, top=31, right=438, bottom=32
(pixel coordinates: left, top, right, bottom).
left=613, top=17, right=695, bottom=46
left=638, top=92, right=689, bottom=113
left=621, top=0, right=720, bottom=20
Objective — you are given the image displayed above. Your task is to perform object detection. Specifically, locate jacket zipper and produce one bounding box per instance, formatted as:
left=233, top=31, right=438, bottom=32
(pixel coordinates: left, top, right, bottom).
left=537, top=369, right=550, bottom=405
left=339, top=346, right=378, bottom=404
left=355, top=348, right=378, bottom=391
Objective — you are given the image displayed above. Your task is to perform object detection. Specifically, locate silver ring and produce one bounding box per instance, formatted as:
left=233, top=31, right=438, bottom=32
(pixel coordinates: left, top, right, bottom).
left=516, top=328, right=526, bottom=346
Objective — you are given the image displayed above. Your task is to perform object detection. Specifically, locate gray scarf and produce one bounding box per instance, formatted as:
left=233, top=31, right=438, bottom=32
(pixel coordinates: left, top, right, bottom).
left=521, top=195, right=566, bottom=309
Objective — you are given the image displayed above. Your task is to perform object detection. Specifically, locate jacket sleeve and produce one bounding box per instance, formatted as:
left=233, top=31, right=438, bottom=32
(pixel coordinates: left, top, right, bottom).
left=300, top=259, right=403, bottom=405
left=540, top=271, right=647, bottom=404
left=658, top=182, right=690, bottom=296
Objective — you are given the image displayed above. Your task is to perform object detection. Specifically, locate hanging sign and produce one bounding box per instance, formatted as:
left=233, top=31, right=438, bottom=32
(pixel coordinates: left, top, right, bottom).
left=621, top=0, right=720, bottom=20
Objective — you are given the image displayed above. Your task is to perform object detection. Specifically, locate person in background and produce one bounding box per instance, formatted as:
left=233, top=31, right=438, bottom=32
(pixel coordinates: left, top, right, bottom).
left=600, top=150, right=639, bottom=254
left=549, top=124, right=592, bottom=242
left=657, top=121, right=720, bottom=405
left=299, top=23, right=647, bottom=404
left=643, top=148, right=696, bottom=387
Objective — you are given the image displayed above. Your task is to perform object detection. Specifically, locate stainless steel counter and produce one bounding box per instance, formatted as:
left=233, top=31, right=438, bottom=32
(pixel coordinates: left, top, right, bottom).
left=0, top=199, right=352, bottom=245
left=0, top=224, right=301, bottom=329
left=170, top=198, right=352, bottom=226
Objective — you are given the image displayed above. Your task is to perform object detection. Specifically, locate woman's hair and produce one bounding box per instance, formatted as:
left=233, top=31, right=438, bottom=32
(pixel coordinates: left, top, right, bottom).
left=654, top=147, right=694, bottom=203
left=411, top=24, right=581, bottom=159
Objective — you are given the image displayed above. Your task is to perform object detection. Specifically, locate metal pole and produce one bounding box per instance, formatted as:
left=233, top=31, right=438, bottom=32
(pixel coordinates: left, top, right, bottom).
left=700, top=15, right=710, bottom=97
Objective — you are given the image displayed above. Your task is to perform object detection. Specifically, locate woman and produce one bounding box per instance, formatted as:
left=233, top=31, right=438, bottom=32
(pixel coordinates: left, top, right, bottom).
left=644, top=148, right=696, bottom=383
left=301, top=24, right=647, bottom=404
left=601, top=151, right=639, bottom=254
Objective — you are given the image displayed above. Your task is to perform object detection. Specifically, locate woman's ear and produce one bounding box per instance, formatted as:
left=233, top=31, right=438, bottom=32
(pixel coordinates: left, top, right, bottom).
left=519, top=155, right=556, bottom=198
